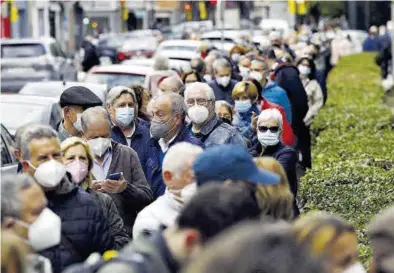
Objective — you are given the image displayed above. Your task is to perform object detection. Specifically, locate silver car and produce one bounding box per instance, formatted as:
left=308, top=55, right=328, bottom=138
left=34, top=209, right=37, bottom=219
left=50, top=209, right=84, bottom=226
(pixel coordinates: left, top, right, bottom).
left=1, top=38, right=77, bottom=93
left=1, top=124, right=18, bottom=176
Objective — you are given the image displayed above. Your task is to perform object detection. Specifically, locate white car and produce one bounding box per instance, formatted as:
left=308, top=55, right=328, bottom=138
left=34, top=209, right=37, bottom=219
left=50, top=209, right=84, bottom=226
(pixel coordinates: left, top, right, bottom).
left=122, top=58, right=191, bottom=75
left=84, top=65, right=153, bottom=89
left=259, top=19, right=291, bottom=36
left=201, top=30, right=249, bottom=53
left=19, top=81, right=108, bottom=104
left=155, top=40, right=203, bottom=62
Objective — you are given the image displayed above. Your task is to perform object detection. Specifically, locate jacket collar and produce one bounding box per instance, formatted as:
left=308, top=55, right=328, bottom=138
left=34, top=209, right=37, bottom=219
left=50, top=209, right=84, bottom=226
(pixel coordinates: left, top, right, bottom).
left=262, top=142, right=284, bottom=155
left=45, top=173, right=78, bottom=198
left=198, top=114, right=219, bottom=136
left=113, top=121, right=144, bottom=139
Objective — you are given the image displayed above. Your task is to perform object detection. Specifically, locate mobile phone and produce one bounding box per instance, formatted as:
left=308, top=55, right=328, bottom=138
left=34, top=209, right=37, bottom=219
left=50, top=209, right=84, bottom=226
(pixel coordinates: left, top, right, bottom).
left=108, top=172, right=121, bottom=180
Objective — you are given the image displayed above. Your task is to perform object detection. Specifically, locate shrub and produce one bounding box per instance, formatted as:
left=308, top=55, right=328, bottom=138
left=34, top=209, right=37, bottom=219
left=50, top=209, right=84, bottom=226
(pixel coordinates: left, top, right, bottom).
left=300, top=53, right=394, bottom=263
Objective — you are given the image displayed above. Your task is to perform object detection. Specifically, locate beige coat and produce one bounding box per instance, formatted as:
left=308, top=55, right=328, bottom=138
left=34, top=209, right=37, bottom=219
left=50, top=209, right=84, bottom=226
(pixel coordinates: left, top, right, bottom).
left=302, top=78, right=324, bottom=126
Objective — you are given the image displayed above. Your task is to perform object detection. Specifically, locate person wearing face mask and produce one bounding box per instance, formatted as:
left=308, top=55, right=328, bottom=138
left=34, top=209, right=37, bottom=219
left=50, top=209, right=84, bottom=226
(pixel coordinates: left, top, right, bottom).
left=208, top=58, right=239, bottom=105
left=19, top=124, right=114, bottom=273
left=292, top=212, right=366, bottom=273
left=1, top=174, right=54, bottom=273
left=57, top=86, right=103, bottom=142
left=238, top=55, right=251, bottom=80
left=249, top=59, right=292, bottom=125
left=229, top=45, right=247, bottom=72
left=215, top=100, right=233, bottom=125
left=249, top=109, right=298, bottom=215
left=133, top=142, right=203, bottom=239
left=185, top=82, right=245, bottom=147
left=145, top=93, right=203, bottom=198
left=231, top=81, right=260, bottom=135
left=81, top=106, right=153, bottom=234
left=61, top=137, right=130, bottom=249
left=108, top=86, right=151, bottom=169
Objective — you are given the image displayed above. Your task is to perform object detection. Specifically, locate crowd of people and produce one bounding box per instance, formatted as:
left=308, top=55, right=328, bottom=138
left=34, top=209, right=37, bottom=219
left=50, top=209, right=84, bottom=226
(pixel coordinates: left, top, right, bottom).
left=2, top=25, right=393, bottom=273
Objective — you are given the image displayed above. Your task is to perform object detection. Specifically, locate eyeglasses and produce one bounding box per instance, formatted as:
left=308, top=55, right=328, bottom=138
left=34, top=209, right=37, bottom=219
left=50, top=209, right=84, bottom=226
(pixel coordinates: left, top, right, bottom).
left=186, top=98, right=211, bottom=107
left=258, top=126, right=280, bottom=133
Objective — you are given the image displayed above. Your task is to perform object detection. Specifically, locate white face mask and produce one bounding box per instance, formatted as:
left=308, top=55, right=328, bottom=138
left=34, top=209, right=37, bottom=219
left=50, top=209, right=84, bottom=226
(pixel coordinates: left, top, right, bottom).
left=88, top=137, right=111, bottom=157
left=257, top=131, right=280, bottom=147
left=342, top=262, right=366, bottom=273
left=239, top=66, right=250, bottom=80
left=249, top=71, right=263, bottom=82
left=18, top=208, right=61, bottom=251
left=28, top=159, right=66, bottom=188
left=216, top=76, right=231, bottom=87
left=203, top=74, right=212, bottom=82
left=188, top=105, right=209, bottom=125
left=231, top=53, right=241, bottom=63
left=66, top=109, right=83, bottom=132
left=298, top=65, right=311, bottom=75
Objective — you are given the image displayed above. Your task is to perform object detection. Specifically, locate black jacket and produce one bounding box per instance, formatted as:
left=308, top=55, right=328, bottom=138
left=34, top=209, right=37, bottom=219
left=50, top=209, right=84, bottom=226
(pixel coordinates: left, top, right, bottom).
left=274, top=65, right=309, bottom=135
left=208, top=79, right=238, bottom=105
left=40, top=176, right=114, bottom=273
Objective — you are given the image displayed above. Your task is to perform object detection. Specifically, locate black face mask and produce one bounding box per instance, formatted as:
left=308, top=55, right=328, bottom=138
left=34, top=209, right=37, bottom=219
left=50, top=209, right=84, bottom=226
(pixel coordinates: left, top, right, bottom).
left=219, top=117, right=232, bottom=125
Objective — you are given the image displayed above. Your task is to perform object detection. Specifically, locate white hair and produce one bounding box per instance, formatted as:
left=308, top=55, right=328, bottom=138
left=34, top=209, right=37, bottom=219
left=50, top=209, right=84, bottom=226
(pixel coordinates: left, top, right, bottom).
left=106, top=86, right=137, bottom=106
left=269, top=31, right=281, bottom=40
left=153, top=54, right=169, bottom=71
left=81, top=106, right=111, bottom=133
left=215, top=100, right=233, bottom=112
left=184, top=82, right=215, bottom=101
left=212, top=58, right=231, bottom=73
left=162, top=142, right=203, bottom=177
left=257, top=108, right=283, bottom=130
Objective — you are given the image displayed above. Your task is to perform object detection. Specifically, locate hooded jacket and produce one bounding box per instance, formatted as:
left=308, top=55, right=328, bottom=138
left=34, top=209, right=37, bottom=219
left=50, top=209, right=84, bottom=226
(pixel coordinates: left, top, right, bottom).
left=40, top=175, right=114, bottom=273
left=261, top=81, right=292, bottom=125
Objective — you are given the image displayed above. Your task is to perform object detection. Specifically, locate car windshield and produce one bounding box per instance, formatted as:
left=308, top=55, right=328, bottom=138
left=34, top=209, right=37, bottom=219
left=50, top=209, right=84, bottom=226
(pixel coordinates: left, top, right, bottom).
left=0, top=103, right=49, bottom=133
left=161, top=45, right=197, bottom=52
left=84, top=73, right=145, bottom=89
left=1, top=43, right=46, bottom=58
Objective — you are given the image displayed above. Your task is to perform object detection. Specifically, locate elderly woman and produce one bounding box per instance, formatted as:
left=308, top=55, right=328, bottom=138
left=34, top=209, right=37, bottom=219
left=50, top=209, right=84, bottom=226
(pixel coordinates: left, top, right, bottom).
left=61, top=137, right=130, bottom=248
left=292, top=212, right=365, bottom=273
left=250, top=109, right=298, bottom=216
left=215, top=100, right=233, bottom=125
left=231, top=81, right=261, bottom=135
left=254, top=157, right=295, bottom=220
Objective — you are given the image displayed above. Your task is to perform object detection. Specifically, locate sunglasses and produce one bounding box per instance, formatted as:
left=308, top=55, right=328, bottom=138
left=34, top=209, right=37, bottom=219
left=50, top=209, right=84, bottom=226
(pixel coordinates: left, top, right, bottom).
left=258, top=126, right=280, bottom=133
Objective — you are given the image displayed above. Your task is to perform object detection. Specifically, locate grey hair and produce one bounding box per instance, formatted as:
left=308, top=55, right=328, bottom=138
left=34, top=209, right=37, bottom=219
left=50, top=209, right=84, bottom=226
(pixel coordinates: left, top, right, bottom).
left=184, top=82, right=216, bottom=101
left=106, top=86, right=138, bottom=118
left=21, top=124, right=59, bottom=160
left=14, top=123, right=41, bottom=151
left=149, top=92, right=187, bottom=120
left=153, top=54, right=169, bottom=71
left=258, top=108, right=283, bottom=130
left=81, top=106, right=111, bottom=133
left=1, top=174, right=34, bottom=221
left=215, top=100, right=233, bottom=112
left=213, top=58, right=232, bottom=73
left=251, top=59, right=269, bottom=70
left=162, top=142, right=203, bottom=177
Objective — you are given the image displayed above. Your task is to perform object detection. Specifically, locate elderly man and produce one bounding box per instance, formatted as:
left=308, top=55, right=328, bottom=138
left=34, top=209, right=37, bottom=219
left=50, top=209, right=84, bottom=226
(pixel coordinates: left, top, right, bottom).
left=81, top=106, right=153, bottom=233
left=133, top=142, right=203, bottom=238
left=158, top=76, right=185, bottom=95
left=185, top=82, right=245, bottom=147
left=57, top=86, right=103, bottom=141
left=1, top=174, right=53, bottom=272
left=19, top=124, right=113, bottom=273
left=107, top=86, right=150, bottom=168
left=145, top=92, right=203, bottom=198
left=208, top=58, right=238, bottom=105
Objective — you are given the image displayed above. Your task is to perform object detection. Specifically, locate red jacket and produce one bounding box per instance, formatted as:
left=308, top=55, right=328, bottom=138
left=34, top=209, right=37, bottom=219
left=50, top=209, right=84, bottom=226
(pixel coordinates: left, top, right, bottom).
left=260, top=98, right=295, bottom=146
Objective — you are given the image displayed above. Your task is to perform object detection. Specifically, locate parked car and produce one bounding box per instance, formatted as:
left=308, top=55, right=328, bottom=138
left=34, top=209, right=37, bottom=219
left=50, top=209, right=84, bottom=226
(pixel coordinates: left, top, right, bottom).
left=83, top=65, right=153, bottom=89
left=0, top=95, right=61, bottom=135
left=119, top=36, right=157, bottom=60
left=123, top=58, right=191, bottom=75
left=1, top=124, right=18, bottom=176
left=19, top=81, right=107, bottom=104
left=1, top=38, right=77, bottom=93
left=97, top=35, right=126, bottom=64
left=200, top=30, right=248, bottom=53
left=155, top=39, right=203, bottom=62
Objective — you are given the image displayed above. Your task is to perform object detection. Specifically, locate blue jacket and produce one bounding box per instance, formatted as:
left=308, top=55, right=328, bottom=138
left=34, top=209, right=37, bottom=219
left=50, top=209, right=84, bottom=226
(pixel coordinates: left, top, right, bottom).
left=111, top=121, right=151, bottom=170
left=232, top=104, right=260, bottom=135
left=189, top=115, right=245, bottom=148
left=261, top=82, right=292, bottom=124
left=208, top=79, right=238, bottom=105
left=144, top=124, right=204, bottom=198
left=40, top=176, right=113, bottom=273
left=363, top=37, right=380, bottom=52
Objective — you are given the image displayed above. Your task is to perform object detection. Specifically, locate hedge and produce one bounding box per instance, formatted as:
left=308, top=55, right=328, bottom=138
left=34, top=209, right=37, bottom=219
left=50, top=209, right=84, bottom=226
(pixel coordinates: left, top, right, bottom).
left=300, top=53, right=394, bottom=263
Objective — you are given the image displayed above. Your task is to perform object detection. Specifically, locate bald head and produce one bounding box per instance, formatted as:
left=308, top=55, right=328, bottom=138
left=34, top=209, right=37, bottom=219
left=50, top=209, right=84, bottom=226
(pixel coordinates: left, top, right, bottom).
left=158, top=76, right=185, bottom=94
left=81, top=106, right=111, bottom=139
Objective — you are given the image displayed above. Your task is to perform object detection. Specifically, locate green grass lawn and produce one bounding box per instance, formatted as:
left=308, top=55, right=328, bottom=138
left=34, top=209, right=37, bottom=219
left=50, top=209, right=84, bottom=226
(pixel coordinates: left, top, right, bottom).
left=300, top=53, right=394, bottom=263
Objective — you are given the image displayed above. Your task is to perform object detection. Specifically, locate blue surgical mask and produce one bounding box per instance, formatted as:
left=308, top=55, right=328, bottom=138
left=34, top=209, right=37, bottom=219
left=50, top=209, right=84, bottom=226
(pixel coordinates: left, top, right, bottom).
left=235, top=100, right=252, bottom=113
left=115, top=107, right=135, bottom=127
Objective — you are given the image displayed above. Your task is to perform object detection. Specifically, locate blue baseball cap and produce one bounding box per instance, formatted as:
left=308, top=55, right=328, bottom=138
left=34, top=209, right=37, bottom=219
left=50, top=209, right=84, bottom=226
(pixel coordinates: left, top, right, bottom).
left=193, top=144, right=280, bottom=186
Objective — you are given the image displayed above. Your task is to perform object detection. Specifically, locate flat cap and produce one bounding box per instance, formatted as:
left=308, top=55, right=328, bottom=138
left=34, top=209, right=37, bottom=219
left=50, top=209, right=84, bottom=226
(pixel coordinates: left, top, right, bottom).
left=60, top=86, right=103, bottom=108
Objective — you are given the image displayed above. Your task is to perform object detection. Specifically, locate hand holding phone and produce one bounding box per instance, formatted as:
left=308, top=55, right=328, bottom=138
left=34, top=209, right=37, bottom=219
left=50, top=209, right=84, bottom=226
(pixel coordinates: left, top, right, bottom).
left=108, top=172, right=122, bottom=181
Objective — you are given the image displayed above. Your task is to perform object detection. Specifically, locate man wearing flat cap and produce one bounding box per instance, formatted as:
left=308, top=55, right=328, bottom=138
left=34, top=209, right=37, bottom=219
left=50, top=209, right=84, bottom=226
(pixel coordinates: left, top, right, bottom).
left=57, top=86, right=103, bottom=141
